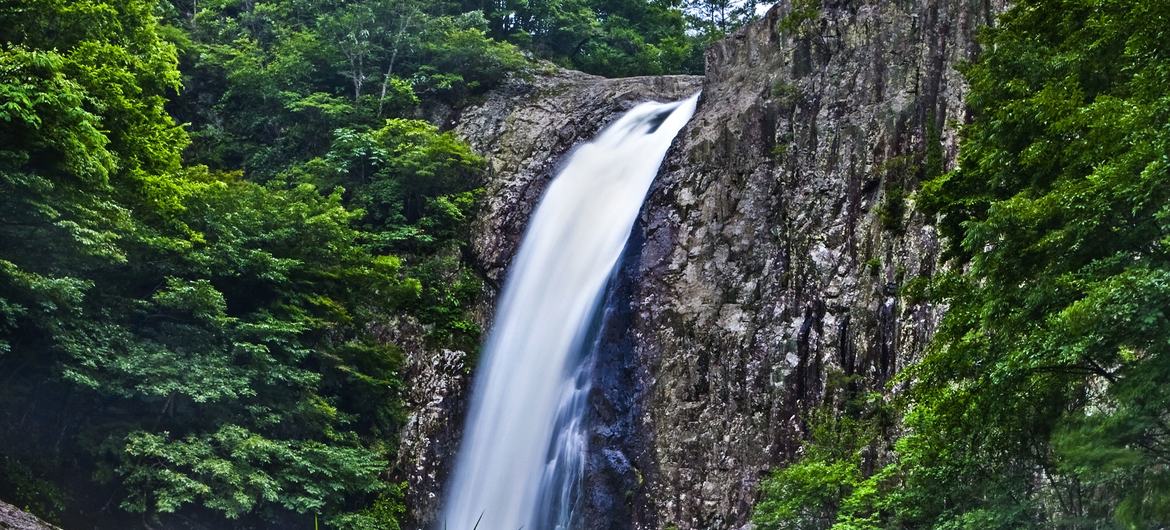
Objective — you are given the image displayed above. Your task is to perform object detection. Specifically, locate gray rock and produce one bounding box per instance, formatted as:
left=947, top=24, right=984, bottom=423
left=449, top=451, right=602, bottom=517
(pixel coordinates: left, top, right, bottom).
left=380, top=315, right=471, bottom=528
left=0, top=501, right=58, bottom=530
left=458, top=69, right=703, bottom=286
left=398, top=69, right=700, bottom=529
left=629, top=2, right=1005, bottom=527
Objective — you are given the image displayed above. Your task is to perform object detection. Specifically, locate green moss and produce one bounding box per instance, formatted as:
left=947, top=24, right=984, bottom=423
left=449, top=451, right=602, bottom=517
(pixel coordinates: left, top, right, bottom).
left=877, top=184, right=906, bottom=232
left=873, top=153, right=917, bottom=180
left=900, top=275, right=931, bottom=305
left=771, top=79, right=801, bottom=108
left=873, top=154, right=918, bottom=233
left=777, top=0, right=821, bottom=36
left=770, top=143, right=790, bottom=160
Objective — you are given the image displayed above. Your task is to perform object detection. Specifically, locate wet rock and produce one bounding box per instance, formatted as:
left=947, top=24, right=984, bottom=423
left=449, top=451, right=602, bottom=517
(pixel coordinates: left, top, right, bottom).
left=399, top=70, right=700, bottom=529
left=457, top=70, right=703, bottom=287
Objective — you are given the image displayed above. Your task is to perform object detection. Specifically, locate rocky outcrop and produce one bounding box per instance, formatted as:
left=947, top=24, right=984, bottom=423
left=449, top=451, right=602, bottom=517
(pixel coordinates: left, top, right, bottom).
left=429, top=1, right=1009, bottom=527
left=0, top=501, right=58, bottom=530
left=457, top=70, right=703, bottom=286
left=398, top=70, right=700, bottom=528
left=631, top=2, right=1006, bottom=526
left=383, top=315, right=471, bottom=528
left=627, top=1, right=1005, bottom=527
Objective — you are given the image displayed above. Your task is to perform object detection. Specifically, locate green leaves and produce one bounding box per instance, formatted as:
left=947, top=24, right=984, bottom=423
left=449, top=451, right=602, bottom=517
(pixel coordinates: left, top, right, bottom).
left=758, top=1, right=1170, bottom=528
left=168, top=0, right=525, bottom=179
left=119, top=425, right=386, bottom=518
left=910, top=0, right=1170, bottom=526
left=1, top=2, right=418, bottom=526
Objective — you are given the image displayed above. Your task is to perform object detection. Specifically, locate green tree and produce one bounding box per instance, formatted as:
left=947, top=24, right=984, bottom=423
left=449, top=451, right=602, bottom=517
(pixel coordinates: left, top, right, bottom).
left=755, top=1, right=1170, bottom=528
left=0, top=2, right=414, bottom=527
left=910, top=1, right=1170, bottom=526
left=464, top=0, right=704, bottom=76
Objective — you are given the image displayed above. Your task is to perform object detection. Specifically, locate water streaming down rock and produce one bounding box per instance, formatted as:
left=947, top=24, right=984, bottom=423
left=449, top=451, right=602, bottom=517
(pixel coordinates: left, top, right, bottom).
left=442, top=93, right=699, bottom=529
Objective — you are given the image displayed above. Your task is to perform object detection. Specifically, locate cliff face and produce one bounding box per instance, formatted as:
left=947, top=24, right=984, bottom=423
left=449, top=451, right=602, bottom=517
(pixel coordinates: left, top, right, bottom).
left=417, top=1, right=1007, bottom=527
left=396, top=70, right=700, bottom=527
left=628, top=1, right=1005, bottom=526
left=457, top=70, right=704, bottom=286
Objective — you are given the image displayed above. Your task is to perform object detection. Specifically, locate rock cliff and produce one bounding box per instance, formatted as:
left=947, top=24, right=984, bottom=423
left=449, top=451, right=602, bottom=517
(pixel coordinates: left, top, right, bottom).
left=457, top=70, right=704, bottom=286
left=397, top=70, right=700, bottom=527
left=406, top=0, right=1009, bottom=527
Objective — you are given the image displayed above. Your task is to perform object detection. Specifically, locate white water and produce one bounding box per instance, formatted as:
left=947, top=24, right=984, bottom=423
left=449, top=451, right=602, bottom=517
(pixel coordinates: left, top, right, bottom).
left=441, top=93, right=699, bottom=530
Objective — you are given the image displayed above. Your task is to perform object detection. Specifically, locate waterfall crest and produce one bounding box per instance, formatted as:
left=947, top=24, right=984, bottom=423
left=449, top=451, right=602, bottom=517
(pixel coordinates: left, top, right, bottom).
left=441, top=93, right=699, bottom=529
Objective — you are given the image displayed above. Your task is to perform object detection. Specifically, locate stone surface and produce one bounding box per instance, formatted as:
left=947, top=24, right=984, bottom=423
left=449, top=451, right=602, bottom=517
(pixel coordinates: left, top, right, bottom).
left=381, top=315, right=471, bottom=528
left=423, top=0, right=1011, bottom=527
left=628, top=1, right=1005, bottom=527
left=0, top=501, right=58, bottom=530
left=398, top=69, right=700, bottom=529
left=457, top=69, right=704, bottom=287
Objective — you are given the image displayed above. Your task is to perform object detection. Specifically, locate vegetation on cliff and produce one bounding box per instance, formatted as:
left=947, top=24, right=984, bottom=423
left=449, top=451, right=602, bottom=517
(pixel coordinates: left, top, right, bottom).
left=754, top=1, right=1170, bottom=528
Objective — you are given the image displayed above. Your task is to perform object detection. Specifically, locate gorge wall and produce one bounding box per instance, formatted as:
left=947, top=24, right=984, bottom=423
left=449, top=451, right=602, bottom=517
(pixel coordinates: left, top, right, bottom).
left=628, top=0, right=1007, bottom=526
left=400, top=0, right=1008, bottom=527
left=0, top=500, right=59, bottom=530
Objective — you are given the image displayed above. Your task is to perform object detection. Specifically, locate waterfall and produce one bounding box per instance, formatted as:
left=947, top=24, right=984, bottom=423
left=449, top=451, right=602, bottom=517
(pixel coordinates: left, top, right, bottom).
left=441, top=93, right=699, bottom=530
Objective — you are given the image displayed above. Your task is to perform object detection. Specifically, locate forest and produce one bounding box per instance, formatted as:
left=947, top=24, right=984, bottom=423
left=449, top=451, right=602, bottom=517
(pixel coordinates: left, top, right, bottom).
left=1, top=0, right=1167, bottom=529
left=0, top=0, right=745, bottom=527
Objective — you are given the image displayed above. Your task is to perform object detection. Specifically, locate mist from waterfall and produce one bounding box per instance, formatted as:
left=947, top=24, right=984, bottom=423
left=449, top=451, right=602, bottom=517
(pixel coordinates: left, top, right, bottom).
left=440, top=93, right=699, bottom=529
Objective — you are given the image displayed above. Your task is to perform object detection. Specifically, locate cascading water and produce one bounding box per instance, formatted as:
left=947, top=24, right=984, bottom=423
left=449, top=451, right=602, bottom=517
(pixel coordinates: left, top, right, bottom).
left=441, top=93, right=699, bottom=530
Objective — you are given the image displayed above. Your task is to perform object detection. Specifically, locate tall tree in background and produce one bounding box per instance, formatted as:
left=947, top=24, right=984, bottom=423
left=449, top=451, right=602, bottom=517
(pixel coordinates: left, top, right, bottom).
left=685, top=0, right=760, bottom=41
left=460, top=0, right=704, bottom=76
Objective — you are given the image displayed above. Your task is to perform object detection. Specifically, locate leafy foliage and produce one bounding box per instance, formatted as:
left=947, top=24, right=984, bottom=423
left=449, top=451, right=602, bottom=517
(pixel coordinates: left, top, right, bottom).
left=2, top=0, right=746, bottom=527
left=466, top=0, right=708, bottom=76
left=755, top=1, right=1170, bottom=528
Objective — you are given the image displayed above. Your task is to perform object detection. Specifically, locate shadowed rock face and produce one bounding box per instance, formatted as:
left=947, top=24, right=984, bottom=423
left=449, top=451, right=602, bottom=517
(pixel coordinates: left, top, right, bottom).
left=404, top=1, right=1010, bottom=527
left=458, top=70, right=704, bottom=288
left=0, top=501, right=59, bottom=530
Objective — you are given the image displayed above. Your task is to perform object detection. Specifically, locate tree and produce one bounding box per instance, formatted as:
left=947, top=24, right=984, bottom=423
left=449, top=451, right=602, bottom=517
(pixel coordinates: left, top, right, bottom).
left=463, top=0, right=704, bottom=76
left=755, top=1, right=1170, bottom=527
left=684, top=0, right=760, bottom=40
left=0, top=2, right=415, bottom=527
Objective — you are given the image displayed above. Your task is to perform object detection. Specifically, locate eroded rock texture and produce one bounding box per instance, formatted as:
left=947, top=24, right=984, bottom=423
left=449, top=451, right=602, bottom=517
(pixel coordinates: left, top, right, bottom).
left=457, top=70, right=703, bottom=286
left=0, top=501, right=58, bottom=530
left=629, top=1, right=1005, bottom=527
left=384, top=315, right=471, bottom=528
